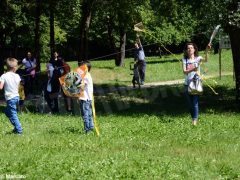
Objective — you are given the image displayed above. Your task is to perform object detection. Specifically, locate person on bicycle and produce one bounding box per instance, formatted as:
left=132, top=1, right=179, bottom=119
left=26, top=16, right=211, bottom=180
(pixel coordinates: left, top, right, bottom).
left=134, top=37, right=146, bottom=85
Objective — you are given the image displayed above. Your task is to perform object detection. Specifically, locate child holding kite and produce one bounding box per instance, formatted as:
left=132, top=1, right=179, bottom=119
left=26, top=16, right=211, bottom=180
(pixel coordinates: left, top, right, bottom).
left=78, top=61, right=94, bottom=134
left=59, top=61, right=95, bottom=134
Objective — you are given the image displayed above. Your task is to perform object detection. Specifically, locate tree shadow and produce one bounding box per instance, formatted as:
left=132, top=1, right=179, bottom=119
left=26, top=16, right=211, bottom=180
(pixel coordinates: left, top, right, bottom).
left=95, top=66, right=115, bottom=70
left=94, top=84, right=239, bottom=119
left=146, top=59, right=179, bottom=64
left=1, top=79, right=238, bottom=120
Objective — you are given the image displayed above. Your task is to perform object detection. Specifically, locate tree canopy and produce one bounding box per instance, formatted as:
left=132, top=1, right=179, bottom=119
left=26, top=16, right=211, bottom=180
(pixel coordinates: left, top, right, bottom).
left=0, top=0, right=230, bottom=61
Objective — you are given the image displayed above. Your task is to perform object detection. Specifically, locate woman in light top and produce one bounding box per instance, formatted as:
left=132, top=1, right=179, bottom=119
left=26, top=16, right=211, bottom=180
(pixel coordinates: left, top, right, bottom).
left=182, top=42, right=211, bottom=125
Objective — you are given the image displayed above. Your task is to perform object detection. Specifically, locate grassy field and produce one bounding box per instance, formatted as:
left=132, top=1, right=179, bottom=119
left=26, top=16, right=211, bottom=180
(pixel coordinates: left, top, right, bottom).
left=0, top=50, right=240, bottom=179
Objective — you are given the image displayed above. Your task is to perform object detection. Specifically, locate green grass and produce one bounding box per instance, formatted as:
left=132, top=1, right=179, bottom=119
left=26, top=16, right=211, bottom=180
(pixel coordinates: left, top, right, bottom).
left=0, top=50, right=240, bottom=179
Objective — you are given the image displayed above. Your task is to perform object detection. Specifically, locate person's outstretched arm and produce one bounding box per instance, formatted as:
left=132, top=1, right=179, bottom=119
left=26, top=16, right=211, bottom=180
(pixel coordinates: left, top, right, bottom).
left=137, top=37, right=142, bottom=47
left=0, top=78, right=4, bottom=90
left=202, top=44, right=211, bottom=62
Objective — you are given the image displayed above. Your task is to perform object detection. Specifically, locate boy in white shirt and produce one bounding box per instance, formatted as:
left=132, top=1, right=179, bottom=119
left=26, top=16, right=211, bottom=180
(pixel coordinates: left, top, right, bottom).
left=79, top=61, right=94, bottom=134
left=0, top=58, right=23, bottom=134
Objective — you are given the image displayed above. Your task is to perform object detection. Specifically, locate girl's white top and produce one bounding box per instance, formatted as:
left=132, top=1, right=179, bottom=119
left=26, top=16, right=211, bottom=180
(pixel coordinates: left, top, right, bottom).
left=182, top=56, right=203, bottom=85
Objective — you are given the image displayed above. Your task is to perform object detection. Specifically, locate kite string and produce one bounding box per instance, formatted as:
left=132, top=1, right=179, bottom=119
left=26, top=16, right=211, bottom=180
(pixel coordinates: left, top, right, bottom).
left=19, top=42, right=162, bottom=78
left=92, top=94, right=100, bottom=136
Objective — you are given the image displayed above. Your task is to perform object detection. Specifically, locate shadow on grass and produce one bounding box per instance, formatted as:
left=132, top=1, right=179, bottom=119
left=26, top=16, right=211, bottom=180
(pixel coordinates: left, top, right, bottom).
left=94, top=83, right=240, bottom=118
left=146, top=59, right=179, bottom=64
left=95, top=66, right=115, bottom=70
left=0, top=77, right=238, bottom=118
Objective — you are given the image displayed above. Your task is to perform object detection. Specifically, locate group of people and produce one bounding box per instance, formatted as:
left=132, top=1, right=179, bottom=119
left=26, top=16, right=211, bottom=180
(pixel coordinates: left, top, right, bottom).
left=44, top=51, right=72, bottom=114
left=15, top=51, right=72, bottom=114
left=0, top=52, right=94, bottom=134
left=44, top=52, right=94, bottom=133
left=0, top=40, right=211, bottom=135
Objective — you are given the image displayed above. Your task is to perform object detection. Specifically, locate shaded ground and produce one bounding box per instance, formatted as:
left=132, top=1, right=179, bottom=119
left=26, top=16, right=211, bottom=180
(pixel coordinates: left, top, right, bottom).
left=0, top=74, right=238, bottom=117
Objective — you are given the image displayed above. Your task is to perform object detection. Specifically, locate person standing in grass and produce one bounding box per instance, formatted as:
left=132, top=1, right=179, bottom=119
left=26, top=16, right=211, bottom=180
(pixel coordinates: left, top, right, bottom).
left=0, top=58, right=23, bottom=134
left=182, top=42, right=211, bottom=125
left=134, top=37, right=146, bottom=85
left=20, top=51, right=37, bottom=98
left=45, top=51, right=64, bottom=113
left=79, top=61, right=94, bottom=134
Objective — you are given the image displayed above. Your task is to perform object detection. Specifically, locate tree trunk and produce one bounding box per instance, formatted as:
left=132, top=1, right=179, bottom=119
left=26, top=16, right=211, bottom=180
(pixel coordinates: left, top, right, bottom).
left=78, top=0, right=95, bottom=65
left=0, top=0, right=7, bottom=74
left=0, top=31, right=5, bottom=74
left=34, top=0, right=41, bottom=71
left=116, top=30, right=126, bottom=66
left=49, top=2, right=55, bottom=57
left=107, top=16, right=119, bottom=63
left=227, top=1, right=240, bottom=104
left=229, top=28, right=240, bottom=103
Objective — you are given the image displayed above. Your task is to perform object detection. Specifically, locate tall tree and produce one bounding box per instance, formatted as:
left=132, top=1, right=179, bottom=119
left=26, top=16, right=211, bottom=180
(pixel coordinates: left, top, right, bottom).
left=0, top=0, right=34, bottom=73
left=0, top=0, right=6, bottom=74
left=78, top=0, right=95, bottom=64
left=35, top=0, right=41, bottom=71
left=91, top=0, right=147, bottom=66
left=49, top=0, right=56, bottom=57
left=226, top=1, right=240, bottom=103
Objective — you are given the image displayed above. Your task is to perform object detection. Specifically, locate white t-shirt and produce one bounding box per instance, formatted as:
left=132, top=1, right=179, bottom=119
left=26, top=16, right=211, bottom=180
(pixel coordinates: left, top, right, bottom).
left=182, top=56, right=202, bottom=85
left=47, top=63, right=54, bottom=78
left=79, top=72, right=93, bottom=101
left=0, top=72, right=21, bottom=100
left=46, top=63, right=55, bottom=92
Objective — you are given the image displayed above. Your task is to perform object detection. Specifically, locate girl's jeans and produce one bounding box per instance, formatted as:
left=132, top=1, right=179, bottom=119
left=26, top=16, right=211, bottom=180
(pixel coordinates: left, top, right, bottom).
left=80, top=100, right=94, bottom=133
left=5, top=96, right=23, bottom=133
left=184, top=86, right=199, bottom=121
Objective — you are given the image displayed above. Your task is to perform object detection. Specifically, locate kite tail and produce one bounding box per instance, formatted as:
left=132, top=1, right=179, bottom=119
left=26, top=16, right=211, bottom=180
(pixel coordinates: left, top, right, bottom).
left=92, top=94, right=100, bottom=136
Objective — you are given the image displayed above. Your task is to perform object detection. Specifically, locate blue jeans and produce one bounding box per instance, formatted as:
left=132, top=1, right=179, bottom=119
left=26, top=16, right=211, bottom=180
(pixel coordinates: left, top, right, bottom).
left=80, top=100, right=94, bottom=133
left=5, top=96, right=23, bottom=133
left=184, top=86, right=199, bottom=121
left=137, top=60, right=146, bottom=82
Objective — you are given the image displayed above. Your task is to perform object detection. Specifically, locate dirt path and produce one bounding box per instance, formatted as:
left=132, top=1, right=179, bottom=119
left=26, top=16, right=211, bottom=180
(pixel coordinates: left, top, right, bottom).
left=106, top=72, right=234, bottom=92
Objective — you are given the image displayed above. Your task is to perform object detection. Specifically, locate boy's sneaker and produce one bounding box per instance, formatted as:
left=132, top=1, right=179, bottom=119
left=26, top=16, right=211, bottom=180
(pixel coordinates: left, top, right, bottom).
left=12, top=129, right=22, bottom=135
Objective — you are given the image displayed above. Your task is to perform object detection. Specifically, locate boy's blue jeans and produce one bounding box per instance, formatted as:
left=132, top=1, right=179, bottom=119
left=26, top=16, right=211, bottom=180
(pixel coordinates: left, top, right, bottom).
left=80, top=100, right=94, bottom=133
left=5, top=96, right=23, bottom=133
left=184, top=86, right=199, bottom=121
